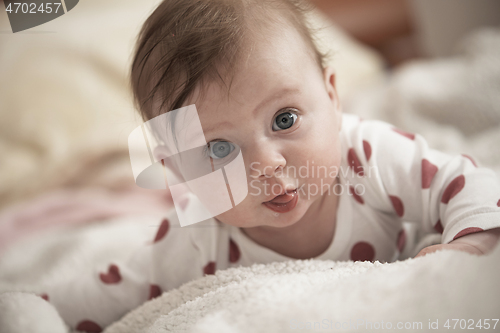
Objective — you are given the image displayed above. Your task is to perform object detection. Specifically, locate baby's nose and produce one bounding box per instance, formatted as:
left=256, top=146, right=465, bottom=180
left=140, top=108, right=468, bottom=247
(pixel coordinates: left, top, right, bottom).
left=261, top=165, right=284, bottom=179
left=248, top=148, right=287, bottom=180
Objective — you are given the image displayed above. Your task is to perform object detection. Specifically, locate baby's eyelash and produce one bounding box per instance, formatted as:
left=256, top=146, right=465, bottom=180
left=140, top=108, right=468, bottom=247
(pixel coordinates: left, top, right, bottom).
left=202, top=143, right=212, bottom=158
left=275, top=108, right=300, bottom=120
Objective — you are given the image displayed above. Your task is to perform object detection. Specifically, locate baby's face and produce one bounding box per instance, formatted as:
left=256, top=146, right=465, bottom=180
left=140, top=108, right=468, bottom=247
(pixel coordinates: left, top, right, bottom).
left=183, top=25, right=342, bottom=229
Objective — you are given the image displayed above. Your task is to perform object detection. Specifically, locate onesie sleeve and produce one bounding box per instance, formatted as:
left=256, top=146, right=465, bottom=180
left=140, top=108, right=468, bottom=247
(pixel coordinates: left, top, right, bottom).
left=40, top=210, right=209, bottom=333
left=341, top=115, right=500, bottom=245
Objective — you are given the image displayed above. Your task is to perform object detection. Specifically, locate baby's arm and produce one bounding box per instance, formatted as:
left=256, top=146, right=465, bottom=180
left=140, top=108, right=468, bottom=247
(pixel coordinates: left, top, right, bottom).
left=40, top=213, right=204, bottom=332
left=415, top=227, right=500, bottom=257
left=41, top=234, right=156, bottom=332
left=342, top=115, right=500, bottom=259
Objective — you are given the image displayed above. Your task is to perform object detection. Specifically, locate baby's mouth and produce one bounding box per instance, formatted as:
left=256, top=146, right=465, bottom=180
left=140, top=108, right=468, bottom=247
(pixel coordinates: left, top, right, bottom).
left=262, top=189, right=299, bottom=213
left=265, top=189, right=297, bottom=204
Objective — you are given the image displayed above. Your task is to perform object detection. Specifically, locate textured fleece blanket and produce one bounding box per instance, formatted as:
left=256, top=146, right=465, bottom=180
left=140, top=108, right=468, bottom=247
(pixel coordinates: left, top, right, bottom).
left=1, top=241, right=499, bottom=333
left=107, top=246, right=500, bottom=333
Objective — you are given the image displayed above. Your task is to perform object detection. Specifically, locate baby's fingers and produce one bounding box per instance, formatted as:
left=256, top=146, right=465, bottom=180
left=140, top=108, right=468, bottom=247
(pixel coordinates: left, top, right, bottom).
left=414, top=243, right=483, bottom=258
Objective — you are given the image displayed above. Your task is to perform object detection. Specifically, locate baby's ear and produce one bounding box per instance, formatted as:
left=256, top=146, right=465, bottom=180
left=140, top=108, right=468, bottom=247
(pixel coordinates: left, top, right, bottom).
left=323, top=66, right=342, bottom=129
left=323, top=66, right=338, bottom=103
left=153, top=146, right=185, bottom=184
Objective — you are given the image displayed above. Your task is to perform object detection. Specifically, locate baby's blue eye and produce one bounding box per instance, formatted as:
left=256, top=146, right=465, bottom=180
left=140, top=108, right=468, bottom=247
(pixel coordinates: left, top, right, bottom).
left=206, top=141, right=235, bottom=159
left=272, top=110, right=298, bottom=131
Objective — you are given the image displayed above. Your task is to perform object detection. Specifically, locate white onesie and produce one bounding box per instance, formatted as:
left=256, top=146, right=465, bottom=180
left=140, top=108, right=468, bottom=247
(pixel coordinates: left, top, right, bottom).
left=43, top=113, right=500, bottom=333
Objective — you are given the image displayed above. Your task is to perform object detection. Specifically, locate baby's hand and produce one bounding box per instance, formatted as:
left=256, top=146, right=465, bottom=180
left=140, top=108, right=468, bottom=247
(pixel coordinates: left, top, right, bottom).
left=414, top=227, right=500, bottom=258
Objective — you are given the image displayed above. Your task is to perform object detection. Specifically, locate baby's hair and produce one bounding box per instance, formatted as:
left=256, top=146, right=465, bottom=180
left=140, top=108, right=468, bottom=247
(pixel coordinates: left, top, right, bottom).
left=130, top=0, right=327, bottom=123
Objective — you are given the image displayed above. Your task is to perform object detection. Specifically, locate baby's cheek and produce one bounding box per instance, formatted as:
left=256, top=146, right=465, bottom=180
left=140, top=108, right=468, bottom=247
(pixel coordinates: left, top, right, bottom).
left=306, top=142, right=341, bottom=190
left=214, top=197, right=255, bottom=227
left=316, top=141, right=341, bottom=175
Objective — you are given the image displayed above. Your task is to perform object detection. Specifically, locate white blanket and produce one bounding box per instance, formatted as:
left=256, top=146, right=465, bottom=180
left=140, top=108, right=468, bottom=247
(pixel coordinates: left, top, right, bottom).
left=2, top=236, right=499, bottom=333
left=107, top=245, right=500, bottom=333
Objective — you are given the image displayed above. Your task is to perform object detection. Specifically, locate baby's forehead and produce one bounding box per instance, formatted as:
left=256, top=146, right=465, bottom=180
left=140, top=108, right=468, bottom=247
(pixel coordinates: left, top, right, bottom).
left=186, top=32, right=318, bottom=109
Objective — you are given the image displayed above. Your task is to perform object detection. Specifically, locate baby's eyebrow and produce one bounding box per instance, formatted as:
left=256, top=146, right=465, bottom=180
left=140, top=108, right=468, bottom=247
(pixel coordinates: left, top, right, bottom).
left=204, top=121, right=231, bottom=138
left=202, top=87, right=301, bottom=137
left=252, top=87, right=301, bottom=116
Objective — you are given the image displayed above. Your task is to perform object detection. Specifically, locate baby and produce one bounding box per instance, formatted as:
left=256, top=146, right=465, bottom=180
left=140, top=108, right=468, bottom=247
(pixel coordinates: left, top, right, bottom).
left=43, top=0, right=500, bottom=332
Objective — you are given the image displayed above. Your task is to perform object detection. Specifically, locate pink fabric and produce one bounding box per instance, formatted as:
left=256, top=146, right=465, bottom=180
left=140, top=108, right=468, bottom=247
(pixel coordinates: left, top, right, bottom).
left=0, top=186, right=174, bottom=254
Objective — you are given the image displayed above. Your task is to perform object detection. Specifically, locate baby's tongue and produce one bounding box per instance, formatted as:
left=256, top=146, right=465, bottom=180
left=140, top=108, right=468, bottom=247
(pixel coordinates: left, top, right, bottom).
left=269, top=191, right=296, bottom=204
